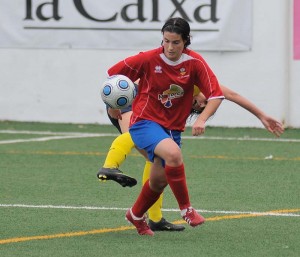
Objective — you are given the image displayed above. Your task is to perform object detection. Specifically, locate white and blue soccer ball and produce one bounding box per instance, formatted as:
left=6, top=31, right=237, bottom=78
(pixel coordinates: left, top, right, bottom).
left=100, top=75, right=136, bottom=109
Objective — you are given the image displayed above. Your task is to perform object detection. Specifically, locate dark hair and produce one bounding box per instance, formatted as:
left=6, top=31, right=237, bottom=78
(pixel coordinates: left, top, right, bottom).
left=161, top=17, right=191, bottom=48
left=187, top=104, right=215, bottom=125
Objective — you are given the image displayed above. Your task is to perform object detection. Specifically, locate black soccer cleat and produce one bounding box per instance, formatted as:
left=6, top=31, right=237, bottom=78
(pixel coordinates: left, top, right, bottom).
left=148, top=218, right=185, bottom=232
left=97, top=167, right=137, bottom=187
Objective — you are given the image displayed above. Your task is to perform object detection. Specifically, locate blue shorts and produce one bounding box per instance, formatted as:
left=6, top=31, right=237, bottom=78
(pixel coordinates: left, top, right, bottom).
left=129, top=120, right=182, bottom=163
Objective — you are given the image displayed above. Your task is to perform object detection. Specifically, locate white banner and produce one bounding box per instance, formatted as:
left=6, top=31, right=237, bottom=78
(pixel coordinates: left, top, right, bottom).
left=0, top=0, right=252, bottom=51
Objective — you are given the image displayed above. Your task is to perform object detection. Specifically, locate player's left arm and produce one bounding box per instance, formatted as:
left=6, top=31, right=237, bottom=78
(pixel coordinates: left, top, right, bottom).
left=192, top=60, right=224, bottom=136
left=192, top=98, right=222, bottom=136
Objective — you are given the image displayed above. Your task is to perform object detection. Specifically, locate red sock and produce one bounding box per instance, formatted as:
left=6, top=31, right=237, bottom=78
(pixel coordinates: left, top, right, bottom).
left=131, top=180, right=161, bottom=218
left=165, top=163, right=190, bottom=210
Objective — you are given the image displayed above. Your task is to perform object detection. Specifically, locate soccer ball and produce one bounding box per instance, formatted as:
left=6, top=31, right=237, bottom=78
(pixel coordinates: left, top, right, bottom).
left=100, top=75, right=136, bottom=109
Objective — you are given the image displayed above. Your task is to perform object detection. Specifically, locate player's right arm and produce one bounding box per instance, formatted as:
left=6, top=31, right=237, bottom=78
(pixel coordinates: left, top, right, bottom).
left=221, top=85, right=284, bottom=137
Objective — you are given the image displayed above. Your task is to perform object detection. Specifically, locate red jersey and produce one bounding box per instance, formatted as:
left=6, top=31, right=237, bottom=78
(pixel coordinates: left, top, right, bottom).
left=107, top=47, right=224, bottom=131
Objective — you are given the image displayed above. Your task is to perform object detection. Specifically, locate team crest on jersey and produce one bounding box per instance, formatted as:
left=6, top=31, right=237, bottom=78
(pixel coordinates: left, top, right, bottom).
left=180, top=68, right=186, bottom=76
left=158, top=84, right=184, bottom=108
left=154, top=66, right=162, bottom=73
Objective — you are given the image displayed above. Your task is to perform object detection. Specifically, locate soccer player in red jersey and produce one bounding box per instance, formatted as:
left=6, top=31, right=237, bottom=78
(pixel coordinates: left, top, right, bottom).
left=106, top=17, right=224, bottom=236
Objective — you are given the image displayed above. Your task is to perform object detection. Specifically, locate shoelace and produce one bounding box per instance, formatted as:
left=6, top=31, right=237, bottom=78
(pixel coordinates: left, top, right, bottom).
left=183, top=209, right=194, bottom=224
left=136, top=219, right=151, bottom=233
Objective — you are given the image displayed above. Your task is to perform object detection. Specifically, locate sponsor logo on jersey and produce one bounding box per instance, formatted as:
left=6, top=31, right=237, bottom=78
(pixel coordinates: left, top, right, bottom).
left=158, top=84, right=184, bottom=108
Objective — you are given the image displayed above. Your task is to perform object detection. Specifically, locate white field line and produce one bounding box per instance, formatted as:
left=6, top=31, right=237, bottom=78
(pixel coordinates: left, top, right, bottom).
left=0, top=130, right=117, bottom=136
left=0, top=203, right=299, bottom=217
left=0, top=130, right=117, bottom=144
left=182, top=136, right=300, bottom=143
left=0, top=134, right=115, bottom=144
left=0, top=130, right=299, bottom=144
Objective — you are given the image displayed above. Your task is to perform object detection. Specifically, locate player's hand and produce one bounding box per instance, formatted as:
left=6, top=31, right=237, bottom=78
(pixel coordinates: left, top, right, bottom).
left=261, top=116, right=284, bottom=137
left=108, top=108, right=122, bottom=120
left=192, top=118, right=206, bottom=136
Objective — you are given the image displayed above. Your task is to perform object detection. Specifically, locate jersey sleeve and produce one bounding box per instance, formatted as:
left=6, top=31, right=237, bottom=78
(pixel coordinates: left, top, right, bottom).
left=191, top=52, right=224, bottom=101
left=107, top=52, right=146, bottom=83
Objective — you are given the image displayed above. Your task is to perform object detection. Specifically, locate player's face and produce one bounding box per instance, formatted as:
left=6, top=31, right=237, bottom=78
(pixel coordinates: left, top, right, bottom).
left=192, top=93, right=207, bottom=111
left=162, top=32, right=186, bottom=61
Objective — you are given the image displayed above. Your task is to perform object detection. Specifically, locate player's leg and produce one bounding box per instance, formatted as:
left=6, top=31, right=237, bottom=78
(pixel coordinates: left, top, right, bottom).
left=100, top=131, right=183, bottom=230
left=97, top=132, right=137, bottom=187
left=128, top=120, right=204, bottom=233
left=142, top=160, right=185, bottom=231
left=103, top=132, right=134, bottom=169
left=142, top=161, right=162, bottom=221
left=101, top=115, right=184, bottom=230
left=125, top=121, right=172, bottom=235
left=126, top=158, right=166, bottom=236
left=97, top=109, right=137, bottom=187
left=154, top=137, right=205, bottom=227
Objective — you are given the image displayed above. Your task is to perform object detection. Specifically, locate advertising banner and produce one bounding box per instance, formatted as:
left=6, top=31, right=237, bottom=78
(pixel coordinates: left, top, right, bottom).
left=0, top=0, right=252, bottom=51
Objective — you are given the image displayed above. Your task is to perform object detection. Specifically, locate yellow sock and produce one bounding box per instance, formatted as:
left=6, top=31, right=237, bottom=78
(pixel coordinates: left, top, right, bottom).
left=103, top=132, right=135, bottom=169
left=142, top=161, right=163, bottom=222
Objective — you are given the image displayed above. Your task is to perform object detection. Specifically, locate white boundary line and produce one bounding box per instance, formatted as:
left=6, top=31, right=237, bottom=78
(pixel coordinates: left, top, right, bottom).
left=0, top=130, right=117, bottom=144
left=0, top=135, right=111, bottom=145
left=0, top=130, right=117, bottom=136
left=0, top=204, right=299, bottom=217
left=0, top=130, right=300, bottom=144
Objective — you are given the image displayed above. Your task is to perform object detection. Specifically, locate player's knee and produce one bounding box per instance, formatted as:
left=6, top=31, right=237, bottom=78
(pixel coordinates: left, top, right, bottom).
left=164, top=150, right=182, bottom=166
